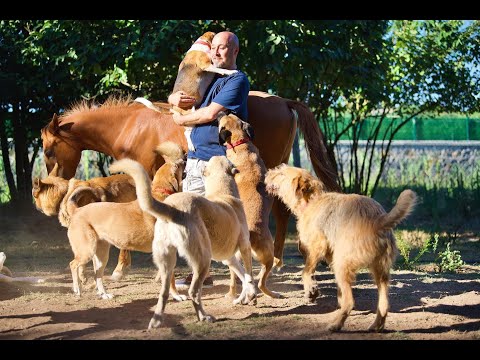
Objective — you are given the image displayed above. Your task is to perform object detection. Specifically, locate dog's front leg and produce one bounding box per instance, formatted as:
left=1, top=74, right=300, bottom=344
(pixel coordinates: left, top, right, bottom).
left=300, top=242, right=321, bottom=302
left=203, top=64, right=238, bottom=76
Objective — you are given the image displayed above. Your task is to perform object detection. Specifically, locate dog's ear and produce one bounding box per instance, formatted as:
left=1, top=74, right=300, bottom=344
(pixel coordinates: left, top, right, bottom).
left=32, top=177, right=42, bottom=197
left=216, top=111, right=228, bottom=122
left=40, top=177, right=58, bottom=186
left=49, top=163, right=59, bottom=177
left=241, top=121, right=255, bottom=141
left=293, top=175, right=314, bottom=200
left=219, top=129, right=232, bottom=145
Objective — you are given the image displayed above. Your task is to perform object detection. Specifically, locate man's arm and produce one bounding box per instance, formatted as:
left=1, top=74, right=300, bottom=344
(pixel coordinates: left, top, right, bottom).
left=172, top=102, right=225, bottom=126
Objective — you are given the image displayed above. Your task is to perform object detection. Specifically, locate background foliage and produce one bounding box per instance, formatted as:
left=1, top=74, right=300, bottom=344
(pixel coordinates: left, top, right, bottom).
left=1, top=20, right=479, bottom=204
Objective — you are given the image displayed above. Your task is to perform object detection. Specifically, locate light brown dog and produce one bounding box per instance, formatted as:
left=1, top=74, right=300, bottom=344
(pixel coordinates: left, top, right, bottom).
left=218, top=113, right=280, bottom=299
left=110, top=156, right=257, bottom=329
left=66, top=142, right=186, bottom=300
left=265, top=164, right=417, bottom=332
left=32, top=164, right=137, bottom=282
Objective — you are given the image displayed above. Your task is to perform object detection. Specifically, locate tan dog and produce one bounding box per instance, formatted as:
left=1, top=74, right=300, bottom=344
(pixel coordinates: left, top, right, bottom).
left=0, top=252, right=45, bottom=284
left=110, top=156, right=257, bottom=329
left=218, top=113, right=280, bottom=299
left=32, top=163, right=137, bottom=282
left=265, top=164, right=417, bottom=332
left=66, top=142, right=186, bottom=300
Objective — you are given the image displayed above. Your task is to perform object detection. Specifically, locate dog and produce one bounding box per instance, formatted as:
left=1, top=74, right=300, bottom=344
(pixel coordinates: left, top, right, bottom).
left=265, top=164, right=417, bottom=332
left=0, top=252, right=45, bottom=284
left=218, top=112, right=280, bottom=299
left=66, top=142, right=187, bottom=301
left=172, top=31, right=237, bottom=152
left=32, top=163, right=137, bottom=224
left=32, top=163, right=138, bottom=282
left=110, top=155, right=257, bottom=329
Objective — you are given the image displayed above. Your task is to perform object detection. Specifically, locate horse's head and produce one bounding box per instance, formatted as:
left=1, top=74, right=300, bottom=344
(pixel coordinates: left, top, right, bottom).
left=41, top=114, right=82, bottom=179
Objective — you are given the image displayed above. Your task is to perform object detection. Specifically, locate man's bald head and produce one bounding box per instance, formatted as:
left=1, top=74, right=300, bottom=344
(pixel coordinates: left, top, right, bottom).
left=211, top=31, right=240, bottom=70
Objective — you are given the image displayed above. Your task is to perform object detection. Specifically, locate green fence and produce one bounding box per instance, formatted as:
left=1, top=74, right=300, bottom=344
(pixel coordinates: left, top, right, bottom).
left=327, top=116, right=480, bottom=141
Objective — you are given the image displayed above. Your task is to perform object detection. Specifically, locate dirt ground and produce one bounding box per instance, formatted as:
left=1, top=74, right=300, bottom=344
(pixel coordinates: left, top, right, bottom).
left=1, top=208, right=480, bottom=340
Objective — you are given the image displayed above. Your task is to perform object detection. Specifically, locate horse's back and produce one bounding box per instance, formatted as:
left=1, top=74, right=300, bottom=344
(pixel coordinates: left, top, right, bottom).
left=247, top=91, right=297, bottom=168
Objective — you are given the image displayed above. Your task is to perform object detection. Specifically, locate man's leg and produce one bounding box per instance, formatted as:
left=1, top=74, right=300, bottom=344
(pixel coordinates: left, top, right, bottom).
left=176, top=158, right=214, bottom=289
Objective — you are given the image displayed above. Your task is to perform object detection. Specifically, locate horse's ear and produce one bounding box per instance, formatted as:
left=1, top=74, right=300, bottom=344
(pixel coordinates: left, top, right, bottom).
left=58, top=122, right=74, bottom=132
left=52, top=114, right=60, bottom=132
left=49, top=163, right=59, bottom=177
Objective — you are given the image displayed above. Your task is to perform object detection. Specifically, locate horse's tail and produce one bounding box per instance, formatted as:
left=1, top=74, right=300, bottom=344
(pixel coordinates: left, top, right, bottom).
left=286, top=100, right=341, bottom=192
left=109, top=159, right=175, bottom=221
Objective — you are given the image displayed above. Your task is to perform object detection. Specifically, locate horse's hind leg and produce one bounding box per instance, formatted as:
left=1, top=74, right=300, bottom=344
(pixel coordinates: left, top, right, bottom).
left=272, top=198, right=291, bottom=269
left=111, top=249, right=131, bottom=281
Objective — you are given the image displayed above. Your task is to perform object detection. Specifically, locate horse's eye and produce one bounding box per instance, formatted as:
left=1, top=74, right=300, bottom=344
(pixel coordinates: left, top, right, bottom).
left=44, top=148, right=54, bottom=158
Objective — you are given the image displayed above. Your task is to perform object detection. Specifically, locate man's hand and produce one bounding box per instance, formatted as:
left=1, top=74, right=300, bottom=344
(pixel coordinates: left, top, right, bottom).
left=172, top=112, right=184, bottom=125
left=168, top=91, right=196, bottom=109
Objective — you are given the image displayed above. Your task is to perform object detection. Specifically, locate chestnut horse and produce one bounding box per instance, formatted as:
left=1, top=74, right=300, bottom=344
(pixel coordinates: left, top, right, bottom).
left=41, top=91, right=340, bottom=280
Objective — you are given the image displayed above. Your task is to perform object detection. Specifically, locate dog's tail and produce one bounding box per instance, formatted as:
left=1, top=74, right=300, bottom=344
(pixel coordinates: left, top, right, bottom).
left=59, top=186, right=104, bottom=227
left=154, top=141, right=184, bottom=163
left=376, top=190, right=417, bottom=232
left=109, top=158, right=176, bottom=221
left=287, top=100, right=341, bottom=192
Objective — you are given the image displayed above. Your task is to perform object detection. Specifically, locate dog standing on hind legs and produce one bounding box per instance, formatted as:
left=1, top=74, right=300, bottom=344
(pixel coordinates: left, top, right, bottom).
left=265, top=164, right=417, bottom=332
left=218, top=112, right=280, bottom=299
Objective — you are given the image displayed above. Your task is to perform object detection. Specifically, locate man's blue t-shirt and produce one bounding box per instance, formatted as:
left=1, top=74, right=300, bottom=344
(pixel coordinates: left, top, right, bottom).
left=188, top=71, right=250, bottom=161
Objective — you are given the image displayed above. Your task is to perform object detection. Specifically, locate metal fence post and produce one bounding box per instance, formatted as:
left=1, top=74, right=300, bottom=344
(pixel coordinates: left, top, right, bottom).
left=412, top=117, right=417, bottom=140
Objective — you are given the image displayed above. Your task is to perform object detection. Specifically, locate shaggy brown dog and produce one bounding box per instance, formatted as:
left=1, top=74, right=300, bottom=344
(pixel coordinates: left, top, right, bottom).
left=218, top=113, right=280, bottom=299
left=32, top=164, right=137, bottom=282
left=66, top=142, right=186, bottom=300
left=265, top=164, right=417, bottom=332
left=111, top=156, right=256, bottom=329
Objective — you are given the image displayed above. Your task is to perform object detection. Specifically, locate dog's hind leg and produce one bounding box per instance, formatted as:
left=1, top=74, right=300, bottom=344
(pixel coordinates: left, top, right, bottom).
left=328, top=264, right=356, bottom=332
left=92, top=240, right=112, bottom=299
left=189, top=260, right=216, bottom=323
left=148, top=246, right=177, bottom=329
left=230, top=236, right=257, bottom=305
left=253, top=232, right=281, bottom=299
left=368, top=263, right=391, bottom=332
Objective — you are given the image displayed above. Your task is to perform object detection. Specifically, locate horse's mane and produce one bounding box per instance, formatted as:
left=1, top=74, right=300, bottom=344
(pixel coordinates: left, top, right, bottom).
left=62, top=94, right=136, bottom=118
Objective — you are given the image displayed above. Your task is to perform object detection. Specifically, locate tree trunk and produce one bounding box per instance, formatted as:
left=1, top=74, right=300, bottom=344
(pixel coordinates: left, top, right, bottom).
left=12, top=103, right=28, bottom=202
left=0, top=112, right=17, bottom=202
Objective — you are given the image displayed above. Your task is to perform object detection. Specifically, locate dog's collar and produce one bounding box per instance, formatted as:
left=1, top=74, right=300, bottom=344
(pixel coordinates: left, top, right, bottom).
left=226, top=138, right=250, bottom=150
left=153, top=186, right=176, bottom=195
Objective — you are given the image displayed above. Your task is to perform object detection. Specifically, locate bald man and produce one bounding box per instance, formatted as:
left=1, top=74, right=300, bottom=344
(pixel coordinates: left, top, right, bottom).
left=168, top=31, right=250, bottom=288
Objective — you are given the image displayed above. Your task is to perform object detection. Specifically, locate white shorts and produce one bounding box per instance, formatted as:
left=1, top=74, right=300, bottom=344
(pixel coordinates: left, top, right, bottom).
left=183, top=158, right=207, bottom=196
